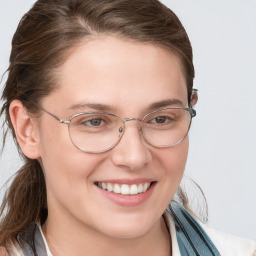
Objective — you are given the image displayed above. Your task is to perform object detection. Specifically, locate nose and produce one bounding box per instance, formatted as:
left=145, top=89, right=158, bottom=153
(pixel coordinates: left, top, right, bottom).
left=110, top=123, right=152, bottom=171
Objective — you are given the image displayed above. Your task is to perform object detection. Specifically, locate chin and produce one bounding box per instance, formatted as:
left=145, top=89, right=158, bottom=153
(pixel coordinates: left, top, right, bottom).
left=94, top=214, right=157, bottom=239
left=102, top=226, right=150, bottom=239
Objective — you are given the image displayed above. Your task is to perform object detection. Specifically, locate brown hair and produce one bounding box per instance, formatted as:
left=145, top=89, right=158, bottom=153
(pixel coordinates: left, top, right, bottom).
left=0, top=0, right=195, bottom=247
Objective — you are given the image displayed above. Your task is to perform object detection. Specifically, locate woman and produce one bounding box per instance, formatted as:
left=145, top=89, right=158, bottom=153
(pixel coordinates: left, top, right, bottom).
left=0, top=0, right=255, bottom=255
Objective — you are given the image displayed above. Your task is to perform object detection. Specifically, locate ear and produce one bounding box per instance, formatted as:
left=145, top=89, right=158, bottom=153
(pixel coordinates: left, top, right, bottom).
left=190, top=89, right=198, bottom=107
left=9, top=100, right=41, bottom=159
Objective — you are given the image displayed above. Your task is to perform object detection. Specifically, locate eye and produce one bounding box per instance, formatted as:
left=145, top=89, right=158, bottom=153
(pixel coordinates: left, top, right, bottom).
left=84, top=118, right=105, bottom=127
left=148, top=115, right=173, bottom=125
left=70, top=113, right=120, bottom=135
left=72, top=114, right=111, bottom=129
left=143, top=110, right=179, bottom=129
left=152, top=116, right=170, bottom=124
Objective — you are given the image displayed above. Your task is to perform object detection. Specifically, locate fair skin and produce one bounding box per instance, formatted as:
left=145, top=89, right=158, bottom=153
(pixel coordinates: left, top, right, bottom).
left=10, top=36, right=194, bottom=256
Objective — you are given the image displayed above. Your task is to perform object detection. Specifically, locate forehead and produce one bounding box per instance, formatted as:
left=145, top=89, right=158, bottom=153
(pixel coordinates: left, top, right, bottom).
left=46, top=36, right=187, bottom=114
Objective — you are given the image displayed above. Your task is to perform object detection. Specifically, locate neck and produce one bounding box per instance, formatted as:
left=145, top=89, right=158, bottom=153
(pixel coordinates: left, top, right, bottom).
left=43, top=210, right=171, bottom=256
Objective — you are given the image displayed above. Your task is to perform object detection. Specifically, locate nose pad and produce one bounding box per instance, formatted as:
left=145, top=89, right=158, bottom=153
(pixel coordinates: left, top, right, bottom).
left=117, top=121, right=144, bottom=146
left=111, top=123, right=152, bottom=171
left=118, top=125, right=142, bottom=135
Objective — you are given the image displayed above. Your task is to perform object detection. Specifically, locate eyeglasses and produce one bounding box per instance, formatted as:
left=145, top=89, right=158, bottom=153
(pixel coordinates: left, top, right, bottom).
left=42, top=107, right=196, bottom=153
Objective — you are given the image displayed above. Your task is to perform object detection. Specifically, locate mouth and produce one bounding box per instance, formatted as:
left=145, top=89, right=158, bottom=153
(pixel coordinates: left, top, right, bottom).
left=94, top=181, right=155, bottom=196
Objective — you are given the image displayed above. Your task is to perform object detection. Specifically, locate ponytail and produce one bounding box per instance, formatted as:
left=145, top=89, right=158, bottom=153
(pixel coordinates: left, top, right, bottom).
left=0, top=159, right=47, bottom=246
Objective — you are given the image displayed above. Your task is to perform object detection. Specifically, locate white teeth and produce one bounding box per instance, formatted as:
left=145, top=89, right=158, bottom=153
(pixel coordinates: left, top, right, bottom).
left=107, top=183, right=113, bottom=192
left=113, top=184, right=121, bottom=194
left=121, top=184, right=129, bottom=195
left=130, top=184, right=138, bottom=195
left=97, top=182, right=152, bottom=195
left=143, top=182, right=150, bottom=192
left=138, top=184, right=143, bottom=193
left=102, top=183, right=107, bottom=190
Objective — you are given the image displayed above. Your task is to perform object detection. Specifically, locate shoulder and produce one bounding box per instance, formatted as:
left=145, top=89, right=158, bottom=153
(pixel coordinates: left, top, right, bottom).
left=201, top=222, right=256, bottom=256
left=164, top=205, right=256, bottom=256
left=0, top=247, right=9, bottom=256
left=0, top=241, right=24, bottom=256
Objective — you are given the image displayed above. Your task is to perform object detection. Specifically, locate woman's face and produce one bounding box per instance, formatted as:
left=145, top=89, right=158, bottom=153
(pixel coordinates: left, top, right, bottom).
left=37, top=36, right=189, bottom=238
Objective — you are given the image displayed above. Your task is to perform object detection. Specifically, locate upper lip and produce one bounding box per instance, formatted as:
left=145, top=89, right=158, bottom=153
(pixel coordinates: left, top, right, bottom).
left=95, top=178, right=155, bottom=185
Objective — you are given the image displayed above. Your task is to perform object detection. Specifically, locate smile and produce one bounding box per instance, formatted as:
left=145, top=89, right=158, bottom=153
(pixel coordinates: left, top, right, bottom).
left=96, top=182, right=152, bottom=195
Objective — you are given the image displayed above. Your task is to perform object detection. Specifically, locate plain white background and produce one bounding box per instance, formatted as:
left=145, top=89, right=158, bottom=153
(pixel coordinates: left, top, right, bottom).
left=0, top=0, right=255, bottom=240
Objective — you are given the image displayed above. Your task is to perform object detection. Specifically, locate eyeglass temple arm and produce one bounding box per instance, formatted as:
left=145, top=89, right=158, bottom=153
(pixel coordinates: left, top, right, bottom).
left=190, top=108, right=196, bottom=117
left=41, top=107, right=70, bottom=124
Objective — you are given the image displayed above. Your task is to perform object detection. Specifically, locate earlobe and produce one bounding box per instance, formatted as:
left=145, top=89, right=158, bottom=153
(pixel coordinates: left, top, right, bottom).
left=9, top=100, right=41, bottom=159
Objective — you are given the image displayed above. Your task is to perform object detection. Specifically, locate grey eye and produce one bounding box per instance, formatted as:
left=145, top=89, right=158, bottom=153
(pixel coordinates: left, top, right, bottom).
left=87, top=118, right=104, bottom=126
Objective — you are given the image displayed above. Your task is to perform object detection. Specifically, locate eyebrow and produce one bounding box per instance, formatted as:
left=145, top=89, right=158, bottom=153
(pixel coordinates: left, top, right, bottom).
left=68, top=98, right=184, bottom=113
left=148, top=99, right=185, bottom=110
left=68, top=102, right=116, bottom=112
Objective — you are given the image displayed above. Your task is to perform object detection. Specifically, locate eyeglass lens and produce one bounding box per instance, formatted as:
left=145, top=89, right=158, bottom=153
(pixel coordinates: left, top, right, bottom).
left=68, top=109, right=192, bottom=153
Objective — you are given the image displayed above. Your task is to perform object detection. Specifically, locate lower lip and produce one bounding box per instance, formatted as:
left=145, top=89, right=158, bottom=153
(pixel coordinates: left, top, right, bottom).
left=96, top=182, right=156, bottom=207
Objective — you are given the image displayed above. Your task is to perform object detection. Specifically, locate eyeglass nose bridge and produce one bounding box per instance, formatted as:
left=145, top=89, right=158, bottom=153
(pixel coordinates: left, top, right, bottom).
left=123, top=117, right=142, bottom=122
left=119, top=117, right=143, bottom=133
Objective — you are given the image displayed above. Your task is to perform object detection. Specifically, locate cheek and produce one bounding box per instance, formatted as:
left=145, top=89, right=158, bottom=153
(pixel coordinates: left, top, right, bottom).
left=41, top=149, right=101, bottom=189
left=155, top=137, right=189, bottom=197
left=38, top=121, right=104, bottom=200
left=40, top=148, right=108, bottom=219
left=136, top=138, right=189, bottom=222
left=159, top=137, right=188, bottom=175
